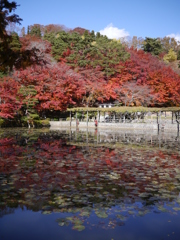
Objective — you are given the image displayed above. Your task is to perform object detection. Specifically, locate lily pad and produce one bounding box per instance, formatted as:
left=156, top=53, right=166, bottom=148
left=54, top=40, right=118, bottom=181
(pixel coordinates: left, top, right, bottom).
left=95, top=210, right=108, bottom=218
left=42, top=210, right=51, bottom=215
left=56, top=218, right=69, bottom=226
left=73, top=224, right=85, bottom=231
left=80, top=210, right=91, bottom=217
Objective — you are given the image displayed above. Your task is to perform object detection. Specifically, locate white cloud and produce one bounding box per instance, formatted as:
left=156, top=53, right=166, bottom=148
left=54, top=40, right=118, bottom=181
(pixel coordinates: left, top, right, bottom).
left=167, top=33, right=180, bottom=43
left=99, top=23, right=129, bottom=40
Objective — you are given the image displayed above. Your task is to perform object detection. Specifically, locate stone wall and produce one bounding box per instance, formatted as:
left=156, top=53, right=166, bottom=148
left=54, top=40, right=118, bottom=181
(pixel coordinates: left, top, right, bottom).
left=50, top=120, right=179, bottom=132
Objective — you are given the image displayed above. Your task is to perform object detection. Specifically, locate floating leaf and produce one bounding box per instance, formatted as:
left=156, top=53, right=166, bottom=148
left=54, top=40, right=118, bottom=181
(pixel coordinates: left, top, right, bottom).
left=42, top=211, right=51, bottom=215
left=95, top=210, right=108, bottom=218
left=80, top=210, right=91, bottom=217
left=73, top=224, right=85, bottom=231
left=117, top=214, right=127, bottom=221
left=173, top=207, right=180, bottom=211
left=56, top=218, right=69, bottom=227
left=158, top=206, right=168, bottom=212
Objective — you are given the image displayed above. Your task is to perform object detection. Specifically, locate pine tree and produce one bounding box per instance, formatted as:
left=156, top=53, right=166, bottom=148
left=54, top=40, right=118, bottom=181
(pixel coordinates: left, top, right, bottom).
left=9, top=32, right=21, bottom=52
left=96, top=32, right=101, bottom=39
left=30, top=25, right=42, bottom=38
left=27, top=26, right=30, bottom=35
left=142, top=37, right=163, bottom=56
left=177, top=50, right=180, bottom=60
left=90, top=30, right=95, bottom=41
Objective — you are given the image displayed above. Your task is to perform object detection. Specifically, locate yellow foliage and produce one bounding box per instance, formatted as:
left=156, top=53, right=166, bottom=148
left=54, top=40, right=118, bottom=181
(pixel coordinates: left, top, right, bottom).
left=163, top=48, right=177, bottom=62
left=112, top=39, right=121, bottom=44
left=91, top=41, right=96, bottom=46
left=55, top=33, right=59, bottom=38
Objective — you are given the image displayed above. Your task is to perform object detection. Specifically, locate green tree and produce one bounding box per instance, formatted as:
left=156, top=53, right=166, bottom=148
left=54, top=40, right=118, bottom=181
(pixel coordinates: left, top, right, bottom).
left=9, top=32, right=21, bottom=52
left=27, top=25, right=30, bottom=35
left=0, top=0, right=22, bottom=40
left=84, top=30, right=89, bottom=38
left=44, top=32, right=56, bottom=44
left=0, top=1, right=42, bottom=71
left=90, top=30, right=95, bottom=41
left=142, top=37, right=163, bottom=56
left=0, top=0, right=21, bottom=71
left=96, top=32, right=101, bottom=39
left=51, top=31, right=70, bottom=60
left=44, top=28, right=130, bottom=77
left=30, top=25, right=42, bottom=38
left=95, top=37, right=130, bottom=77
left=19, top=85, right=39, bottom=128
left=0, top=31, right=21, bottom=71
left=177, top=50, right=180, bottom=60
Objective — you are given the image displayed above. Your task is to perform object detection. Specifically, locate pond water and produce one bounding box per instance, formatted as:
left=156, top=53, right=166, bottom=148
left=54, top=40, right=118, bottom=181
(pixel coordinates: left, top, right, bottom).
left=0, top=128, right=180, bottom=240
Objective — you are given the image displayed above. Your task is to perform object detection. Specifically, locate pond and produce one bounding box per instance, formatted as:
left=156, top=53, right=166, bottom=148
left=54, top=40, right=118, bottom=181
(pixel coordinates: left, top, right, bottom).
left=0, top=128, right=180, bottom=240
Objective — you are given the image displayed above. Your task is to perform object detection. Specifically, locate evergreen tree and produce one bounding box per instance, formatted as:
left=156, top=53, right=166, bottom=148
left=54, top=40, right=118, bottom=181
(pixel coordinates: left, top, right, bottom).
left=142, top=37, right=163, bottom=56
left=19, top=85, right=39, bottom=127
left=84, top=30, right=89, bottom=38
left=177, top=50, right=180, bottom=60
left=0, top=0, right=22, bottom=40
left=9, top=32, right=21, bottom=52
left=96, top=32, right=101, bottom=39
left=44, top=32, right=56, bottom=44
left=0, top=0, right=21, bottom=70
left=51, top=31, right=70, bottom=60
left=30, top=25, right=42, bottom=38
left=27, top=25, right=30, bottom=35
left=90, top=30, right=95, bottom=41
left=0, top=2, right=47, bottom=72
left=47, top=29, right=130, bottom=76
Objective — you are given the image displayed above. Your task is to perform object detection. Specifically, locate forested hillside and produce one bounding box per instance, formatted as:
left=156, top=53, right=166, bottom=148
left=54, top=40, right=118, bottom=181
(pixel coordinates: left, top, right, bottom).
left=0, top=1, right=180, bottom=126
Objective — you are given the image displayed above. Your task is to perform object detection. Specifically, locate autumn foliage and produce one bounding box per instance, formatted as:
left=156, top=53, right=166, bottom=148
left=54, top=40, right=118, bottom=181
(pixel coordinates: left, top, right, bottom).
left=110, top=48, right=180, bottom=106
left=0, top=30, right=180, bottom=121
left=0, top=78, right=21, bottom=119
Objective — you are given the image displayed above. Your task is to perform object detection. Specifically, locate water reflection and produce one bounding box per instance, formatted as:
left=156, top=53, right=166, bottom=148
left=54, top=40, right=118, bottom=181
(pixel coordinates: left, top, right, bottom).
left=0, top=128, right=180, bottom=239
left=67, top=128, right=180, bottom=151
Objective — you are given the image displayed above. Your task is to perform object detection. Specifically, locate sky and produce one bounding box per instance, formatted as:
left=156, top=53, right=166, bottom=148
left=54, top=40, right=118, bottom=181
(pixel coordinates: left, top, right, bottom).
left=15, top=0, right=180, bottom=41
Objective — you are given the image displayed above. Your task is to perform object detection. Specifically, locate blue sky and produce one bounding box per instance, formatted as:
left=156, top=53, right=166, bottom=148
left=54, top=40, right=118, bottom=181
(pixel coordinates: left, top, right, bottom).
left=15, top=0, right=180, bottom=41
